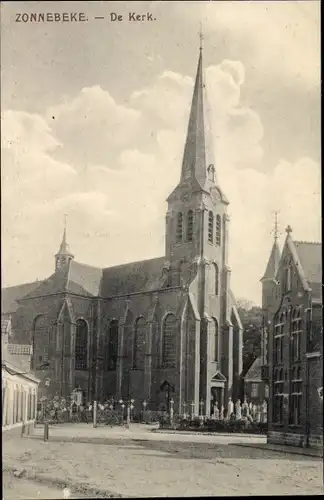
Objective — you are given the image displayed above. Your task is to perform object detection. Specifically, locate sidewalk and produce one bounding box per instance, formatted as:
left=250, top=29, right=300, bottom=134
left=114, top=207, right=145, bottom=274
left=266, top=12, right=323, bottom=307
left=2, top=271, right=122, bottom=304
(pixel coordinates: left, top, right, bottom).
left=236, top=441, right=323, bottom=459
left=31, top=423, right=267, bottom=445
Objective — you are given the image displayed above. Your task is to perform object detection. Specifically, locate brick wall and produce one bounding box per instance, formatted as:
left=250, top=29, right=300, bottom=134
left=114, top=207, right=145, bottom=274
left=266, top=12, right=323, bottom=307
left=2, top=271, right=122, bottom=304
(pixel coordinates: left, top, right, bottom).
left=268, top=430, right=323, bottom=451
left=268, top=430, right=307, bottom=448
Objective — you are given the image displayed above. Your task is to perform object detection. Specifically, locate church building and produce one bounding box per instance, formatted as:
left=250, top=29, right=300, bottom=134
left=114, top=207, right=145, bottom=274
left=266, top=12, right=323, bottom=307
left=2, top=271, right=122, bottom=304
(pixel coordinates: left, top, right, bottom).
left=260, top=224, right=322, bottom=449
left=2, top=43, right=243, bottom=416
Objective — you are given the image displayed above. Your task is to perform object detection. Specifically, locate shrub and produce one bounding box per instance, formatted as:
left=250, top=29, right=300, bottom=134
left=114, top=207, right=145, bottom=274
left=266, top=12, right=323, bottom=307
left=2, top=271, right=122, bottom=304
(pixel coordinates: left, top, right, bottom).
left=104, top=409, right=123, bottom=427
left=157, top=412, right=171, bottom=428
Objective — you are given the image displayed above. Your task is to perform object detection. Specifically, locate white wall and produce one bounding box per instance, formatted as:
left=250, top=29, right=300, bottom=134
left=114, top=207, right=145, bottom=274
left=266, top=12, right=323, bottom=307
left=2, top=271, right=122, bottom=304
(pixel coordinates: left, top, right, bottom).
left=2, top=368, right=38, bottom=431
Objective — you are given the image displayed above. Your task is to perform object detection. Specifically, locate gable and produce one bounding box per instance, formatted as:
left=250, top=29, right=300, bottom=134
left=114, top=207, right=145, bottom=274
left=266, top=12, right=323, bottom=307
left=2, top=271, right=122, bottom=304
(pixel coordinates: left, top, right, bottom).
left=244, top=357, right=262, bottom=382
left=211, top=371, right=227, bottom=382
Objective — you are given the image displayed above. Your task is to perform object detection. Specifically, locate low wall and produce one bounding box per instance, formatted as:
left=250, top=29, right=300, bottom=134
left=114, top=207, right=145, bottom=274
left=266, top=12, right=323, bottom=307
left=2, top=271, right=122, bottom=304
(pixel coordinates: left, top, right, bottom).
left=268, top=430, right=323, bottom=451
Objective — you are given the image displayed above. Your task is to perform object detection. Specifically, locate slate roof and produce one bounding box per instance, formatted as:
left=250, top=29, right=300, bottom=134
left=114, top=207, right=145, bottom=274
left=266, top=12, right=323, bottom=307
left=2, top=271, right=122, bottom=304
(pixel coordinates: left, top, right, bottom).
left=10, top=256, right=167, bottom=301
left=1, top=281, right=41, bottom=313
left=68, top=261, right=102, bottom=296
left=101, top=257, right=166, bottom=297
left=244, top=357, right=262, bottom=382
left=261, top=241, right=281, bottom=281
left=293, top=241, right=321, bottom=287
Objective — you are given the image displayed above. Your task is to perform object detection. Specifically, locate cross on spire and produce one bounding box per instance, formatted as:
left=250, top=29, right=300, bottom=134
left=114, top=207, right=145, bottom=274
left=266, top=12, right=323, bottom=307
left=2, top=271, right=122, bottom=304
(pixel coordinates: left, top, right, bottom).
left=199, top=22, right=204, bottom=51
left=286, top=224, right=293, bottom=234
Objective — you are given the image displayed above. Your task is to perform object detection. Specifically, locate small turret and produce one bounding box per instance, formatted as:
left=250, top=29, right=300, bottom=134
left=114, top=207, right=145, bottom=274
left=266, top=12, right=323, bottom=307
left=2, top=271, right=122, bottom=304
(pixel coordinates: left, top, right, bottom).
left=55, top=215, right=74, bottom=271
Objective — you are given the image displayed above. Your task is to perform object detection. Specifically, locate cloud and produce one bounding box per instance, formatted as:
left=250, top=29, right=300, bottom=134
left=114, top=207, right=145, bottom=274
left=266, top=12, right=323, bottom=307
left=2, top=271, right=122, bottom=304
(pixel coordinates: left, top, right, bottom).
left=178, top=1, right=320, bottom=90
left=1, top=56, right=320, bottom=304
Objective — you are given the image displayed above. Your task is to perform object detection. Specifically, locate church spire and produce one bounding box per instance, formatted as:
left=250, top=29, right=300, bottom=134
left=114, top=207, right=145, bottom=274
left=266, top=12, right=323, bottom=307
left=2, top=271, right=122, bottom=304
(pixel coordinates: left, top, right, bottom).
left=261, top=212, right=281, bottom=281
left=180, top=27, right=216, bottom=190
left=55, top=214, right=74, bottom=271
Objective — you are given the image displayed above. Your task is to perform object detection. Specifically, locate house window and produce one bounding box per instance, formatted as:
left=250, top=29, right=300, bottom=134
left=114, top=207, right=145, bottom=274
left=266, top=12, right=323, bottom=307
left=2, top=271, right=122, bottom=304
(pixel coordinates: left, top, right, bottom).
left=251, top=383, right=258, bottom=398
left=208, top=211, right=214, bottom=243
left=274, top=314, right=284, bottom=365
left=133, top=317, right=146, bottom=370
left=176, top=212, right=183, bottom=243
left=162, top=314, right=177, bottom=368
left=75, top=319, right=88, bottom=371
left=216, top=214, right=221, bottom=246
left=289, top=366, right=302, bottom=425
left=104, top=319, right=119, bottom=371
left=291, top=309, right=302, bottom=361
left=214, top=263, right=219, bottom=296
left=187, top=210, right=194, bottom=242
left=273, top=368, right=284, bottom=424
left=282, top=266, right=292, bottom=293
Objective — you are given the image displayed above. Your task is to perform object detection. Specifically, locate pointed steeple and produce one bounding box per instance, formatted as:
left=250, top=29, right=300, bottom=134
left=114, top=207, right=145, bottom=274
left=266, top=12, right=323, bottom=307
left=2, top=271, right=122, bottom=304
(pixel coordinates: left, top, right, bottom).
left=261, top=213, right=281, bottom=281
left=55, top=215, right=74, bottom=271
left=180, top=29, right=217, bottom=190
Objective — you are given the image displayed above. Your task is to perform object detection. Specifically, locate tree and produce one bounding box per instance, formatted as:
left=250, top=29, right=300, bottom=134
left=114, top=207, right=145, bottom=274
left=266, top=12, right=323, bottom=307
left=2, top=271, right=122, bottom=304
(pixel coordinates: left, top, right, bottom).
left=237, top=304, right=263, bottom=375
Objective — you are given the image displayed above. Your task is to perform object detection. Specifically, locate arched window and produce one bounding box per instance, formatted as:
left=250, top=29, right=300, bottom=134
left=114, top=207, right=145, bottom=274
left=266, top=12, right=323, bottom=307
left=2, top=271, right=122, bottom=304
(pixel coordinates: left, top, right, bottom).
left=209, top=318, right=219, bottom=362
left=162, top=314, right=177, bottom=367
left=133, top=317, right=146, bottom=370
left=214, top=263, right=219, bottom=296
left=216, top=214, right=221, bottom=246
left=176, top=212, right=183, bottom=243
left=75, top=319, right=88, bottom=371
left=32, top=315, right=49, bottom=370
left=105, top=319, right=119, bottom=371
left=208, top=211, right=214, bottom=243
left=186, top=210, right=194, bottom=242
left=123, top=310, right=133, bottom=360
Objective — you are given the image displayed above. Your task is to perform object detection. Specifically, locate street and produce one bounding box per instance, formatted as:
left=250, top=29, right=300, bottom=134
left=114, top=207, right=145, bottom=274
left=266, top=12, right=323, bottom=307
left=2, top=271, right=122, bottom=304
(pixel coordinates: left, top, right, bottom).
left=3, top=424, right=323, bottom=497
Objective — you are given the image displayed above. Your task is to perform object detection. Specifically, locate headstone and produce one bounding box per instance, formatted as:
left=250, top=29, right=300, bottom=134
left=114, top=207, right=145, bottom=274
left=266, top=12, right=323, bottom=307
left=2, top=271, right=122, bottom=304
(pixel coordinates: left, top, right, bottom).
left=261, top=400, right=267, bottom=423
left=235, top=399, right=242, bottom=420
left=242, top=396, right=249, bottom=417
left=227, top=397, right=234, bottom=419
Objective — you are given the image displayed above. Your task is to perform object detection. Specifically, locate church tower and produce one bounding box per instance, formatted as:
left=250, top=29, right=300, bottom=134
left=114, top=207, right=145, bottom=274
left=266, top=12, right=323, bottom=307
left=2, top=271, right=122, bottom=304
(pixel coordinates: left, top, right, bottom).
left=260, top=213, right=281, bottom=372
left=55, top=217, right=74, bottom=271
left=165, top=32, right=235, bottom=412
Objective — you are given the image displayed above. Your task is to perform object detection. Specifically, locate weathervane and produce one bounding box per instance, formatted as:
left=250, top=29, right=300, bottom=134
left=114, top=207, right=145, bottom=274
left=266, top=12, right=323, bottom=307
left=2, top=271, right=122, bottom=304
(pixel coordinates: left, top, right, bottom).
left=270, top=210, right=281, bottom=241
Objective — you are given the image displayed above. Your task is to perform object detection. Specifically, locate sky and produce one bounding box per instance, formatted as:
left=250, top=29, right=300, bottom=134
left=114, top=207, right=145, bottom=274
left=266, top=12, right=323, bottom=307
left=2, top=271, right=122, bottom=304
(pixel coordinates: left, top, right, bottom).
left=1, top=1, right=321, bottom=305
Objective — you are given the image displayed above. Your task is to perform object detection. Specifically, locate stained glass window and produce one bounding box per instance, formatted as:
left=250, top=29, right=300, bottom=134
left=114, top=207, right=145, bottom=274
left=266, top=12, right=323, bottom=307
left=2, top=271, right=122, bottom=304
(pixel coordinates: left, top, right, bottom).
left=75, top=319, right=88, bottom=371
left=32, top=315, right=49, bottom=370
left=104, top=320, right=119, bottom=371
left=133, top=317, right=146, bottom=370
left=162, top=314, right=177, bottom=367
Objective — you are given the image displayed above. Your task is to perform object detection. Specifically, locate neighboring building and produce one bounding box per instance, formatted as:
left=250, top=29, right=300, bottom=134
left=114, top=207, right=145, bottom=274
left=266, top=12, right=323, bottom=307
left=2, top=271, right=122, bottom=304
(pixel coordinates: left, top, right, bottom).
left=2, top=317, right=39, bottom=433
left=243, top=357, right=268, bottom=403
left=1, top=42, right=243, bottom=416
left=261, top=225, right=322, bottom=450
